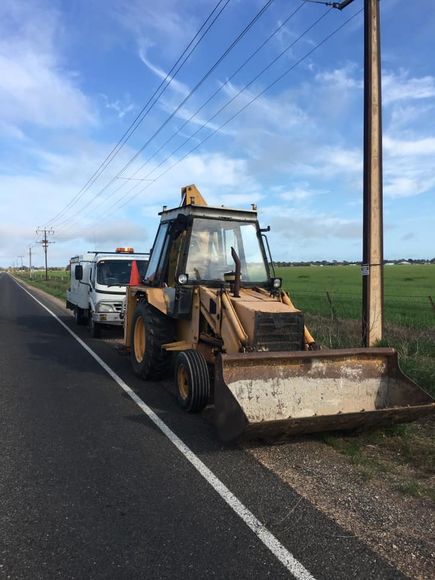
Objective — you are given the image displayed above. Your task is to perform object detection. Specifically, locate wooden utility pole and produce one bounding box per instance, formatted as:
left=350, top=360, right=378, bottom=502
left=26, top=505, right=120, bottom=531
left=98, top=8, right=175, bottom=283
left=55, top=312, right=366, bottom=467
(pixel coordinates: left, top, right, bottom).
left=312, top=1, right=385, bottom=346
left=362, top=0, right=384, bottom=346
left=36, top=228, right=55, bottom=281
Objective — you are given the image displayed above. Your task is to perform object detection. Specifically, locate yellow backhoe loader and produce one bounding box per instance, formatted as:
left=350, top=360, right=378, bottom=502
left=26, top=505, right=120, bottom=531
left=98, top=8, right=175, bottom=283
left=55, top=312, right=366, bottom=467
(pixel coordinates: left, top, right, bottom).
left=123, top=185, right=434, bottom=442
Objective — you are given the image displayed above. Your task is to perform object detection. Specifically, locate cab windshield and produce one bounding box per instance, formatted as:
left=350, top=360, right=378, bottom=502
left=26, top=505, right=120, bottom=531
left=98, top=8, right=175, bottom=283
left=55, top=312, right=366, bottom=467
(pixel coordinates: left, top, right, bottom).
left=97, top=260, right=148, bottom=286
left=185, top=218, right=268, bottom=283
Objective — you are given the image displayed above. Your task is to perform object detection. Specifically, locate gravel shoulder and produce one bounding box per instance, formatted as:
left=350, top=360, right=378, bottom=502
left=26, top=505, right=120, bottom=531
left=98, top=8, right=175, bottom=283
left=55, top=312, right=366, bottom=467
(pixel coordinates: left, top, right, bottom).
left=247, top=436, right=434, bottom=580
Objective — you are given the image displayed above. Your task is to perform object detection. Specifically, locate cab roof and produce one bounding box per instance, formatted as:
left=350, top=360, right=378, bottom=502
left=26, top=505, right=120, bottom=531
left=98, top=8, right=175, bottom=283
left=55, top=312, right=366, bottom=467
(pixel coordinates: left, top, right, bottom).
left=159, top=203, right=258, bottom=223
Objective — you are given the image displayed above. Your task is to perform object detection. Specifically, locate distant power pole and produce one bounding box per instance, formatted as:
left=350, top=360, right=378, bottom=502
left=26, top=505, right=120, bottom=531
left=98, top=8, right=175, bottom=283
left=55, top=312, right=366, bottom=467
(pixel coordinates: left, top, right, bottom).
left=18, top=255, right=24, bottom=269
left=36, top=228, right=55, bottom=281
left=362, top=0, right=384, bottom=347
left=28, top=245, right=34, bottom=279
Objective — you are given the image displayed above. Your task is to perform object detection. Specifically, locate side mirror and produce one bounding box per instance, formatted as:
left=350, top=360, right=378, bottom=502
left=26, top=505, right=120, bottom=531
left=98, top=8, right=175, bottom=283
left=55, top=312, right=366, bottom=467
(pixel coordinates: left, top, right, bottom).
left=74, top=265, right=83, bottom=280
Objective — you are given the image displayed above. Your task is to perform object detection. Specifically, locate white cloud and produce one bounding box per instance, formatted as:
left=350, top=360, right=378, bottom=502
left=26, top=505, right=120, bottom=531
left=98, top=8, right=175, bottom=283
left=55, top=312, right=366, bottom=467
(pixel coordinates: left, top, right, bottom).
left=113, top=0, right=200, bottom=58
left=100, top=93, right=135, bottom=119
left=0, top=1, right=94, bottom=132
left=315, top=65, right=362, bottom=91
left=384, top=136, right=435, bottom=156
left=383, top=70, right=435, bottom=105
left=0, top=139, right=264, bottom=267
left=279, top=189, right=313, bottom=202
left=263, top=206, right=361, bottom=241
left=319, top=147, right=363, bottom=175
left=58, top=220, right=148, bottom=246
left=0, top=120, right=26, bottom=140
left=384, top=174, right=435, bottom=199
left=383, top=136, right=435, bottom=198
left=138, top=49, right=190, bottom=98
left=83, top=150, right=263, bottom=226
left=315, top=65, right=435, bottom=108
left=389, top=103, right=434, bottom=130
left=222, top=81, right=309, bottom=132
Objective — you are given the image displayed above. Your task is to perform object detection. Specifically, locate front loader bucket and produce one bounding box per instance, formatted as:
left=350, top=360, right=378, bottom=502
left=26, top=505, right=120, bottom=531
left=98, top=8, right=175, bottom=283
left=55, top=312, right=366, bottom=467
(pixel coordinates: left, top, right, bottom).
left=213, top=348, right=435, bottom=443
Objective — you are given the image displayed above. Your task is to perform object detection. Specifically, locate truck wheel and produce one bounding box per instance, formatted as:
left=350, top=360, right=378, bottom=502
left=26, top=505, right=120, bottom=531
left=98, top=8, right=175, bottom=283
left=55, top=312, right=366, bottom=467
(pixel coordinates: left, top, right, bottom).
left=130, top=302, right=174, bottom=380
left=74, top=306, right=86, bottom=325
left=175, top=350, right=210, bottom=413
left=88, top=313, right=101, bottom=338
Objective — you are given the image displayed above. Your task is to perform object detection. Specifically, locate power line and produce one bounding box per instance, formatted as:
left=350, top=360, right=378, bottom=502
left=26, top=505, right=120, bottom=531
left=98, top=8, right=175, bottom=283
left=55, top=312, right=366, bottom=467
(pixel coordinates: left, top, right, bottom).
left=89, top=1, right=309, bottom=215
left=45, top=0, right=231, bottom=227
left=71, top=5, right=363, bottom=233
left=54, top=0, right=276, bottom=230
left=71, top=5, right=334, bottom=225
left=57, top=1, right=307, bottom=233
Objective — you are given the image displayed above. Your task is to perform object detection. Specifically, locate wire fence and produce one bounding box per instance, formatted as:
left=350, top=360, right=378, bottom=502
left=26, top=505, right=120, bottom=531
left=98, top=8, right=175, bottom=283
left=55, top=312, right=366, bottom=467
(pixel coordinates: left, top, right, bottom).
left=288, top=290, right=435, bottom=330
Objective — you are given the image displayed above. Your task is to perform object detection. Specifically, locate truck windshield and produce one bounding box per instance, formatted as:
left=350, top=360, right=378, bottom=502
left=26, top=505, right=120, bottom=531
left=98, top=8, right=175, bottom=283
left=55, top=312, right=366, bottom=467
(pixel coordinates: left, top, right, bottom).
left=97, top=260, right=148, bottom=286
left=185, top=218, right=268, bottom=283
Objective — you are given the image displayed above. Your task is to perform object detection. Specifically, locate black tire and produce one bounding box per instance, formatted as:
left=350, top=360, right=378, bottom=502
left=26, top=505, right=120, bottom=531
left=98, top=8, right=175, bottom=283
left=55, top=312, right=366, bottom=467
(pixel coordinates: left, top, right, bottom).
left=73, top=306, right=86, bottom=326
left=174, top=350, right=210, bottom=413
left=88, top=312, right=101, bottom=338
left=130, top=301, right=175, bottom=380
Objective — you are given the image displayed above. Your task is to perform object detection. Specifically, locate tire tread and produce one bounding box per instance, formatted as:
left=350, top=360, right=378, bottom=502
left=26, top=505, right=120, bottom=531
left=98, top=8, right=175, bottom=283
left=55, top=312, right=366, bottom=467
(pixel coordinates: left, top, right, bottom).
left=175, top=350, right=210, bottom=413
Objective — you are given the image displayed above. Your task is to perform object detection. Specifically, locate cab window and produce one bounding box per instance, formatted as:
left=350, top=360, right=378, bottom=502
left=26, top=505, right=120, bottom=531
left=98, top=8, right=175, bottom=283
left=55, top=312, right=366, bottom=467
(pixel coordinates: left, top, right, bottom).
left=145, top=223, right=169, bottom=282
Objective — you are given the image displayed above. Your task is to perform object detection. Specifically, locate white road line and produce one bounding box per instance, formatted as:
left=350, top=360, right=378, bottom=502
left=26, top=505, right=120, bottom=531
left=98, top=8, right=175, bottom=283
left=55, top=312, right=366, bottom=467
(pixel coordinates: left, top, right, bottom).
left=14, top=277, right=315, bottom=580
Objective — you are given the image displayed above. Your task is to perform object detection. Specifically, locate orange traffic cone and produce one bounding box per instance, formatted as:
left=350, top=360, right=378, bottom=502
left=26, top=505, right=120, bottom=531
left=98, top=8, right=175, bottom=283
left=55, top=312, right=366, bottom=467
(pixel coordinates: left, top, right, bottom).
left=129, top=260, right=141, bottom=286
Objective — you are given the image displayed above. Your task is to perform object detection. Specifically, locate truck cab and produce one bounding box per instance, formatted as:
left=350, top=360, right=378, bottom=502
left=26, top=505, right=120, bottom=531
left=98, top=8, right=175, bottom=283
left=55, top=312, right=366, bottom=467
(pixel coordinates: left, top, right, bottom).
left=66, top=249, right=149, bottom=337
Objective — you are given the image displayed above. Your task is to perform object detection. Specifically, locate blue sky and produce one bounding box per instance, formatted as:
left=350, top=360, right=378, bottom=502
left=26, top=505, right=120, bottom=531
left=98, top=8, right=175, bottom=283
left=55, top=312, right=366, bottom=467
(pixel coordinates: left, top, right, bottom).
left=0, top=0, right=434, bottom=268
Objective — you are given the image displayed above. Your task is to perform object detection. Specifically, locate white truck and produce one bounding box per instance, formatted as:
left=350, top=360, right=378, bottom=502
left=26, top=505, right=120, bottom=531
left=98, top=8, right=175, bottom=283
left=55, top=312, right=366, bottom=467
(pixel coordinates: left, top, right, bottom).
left=66, top=248, right=149, bottom=337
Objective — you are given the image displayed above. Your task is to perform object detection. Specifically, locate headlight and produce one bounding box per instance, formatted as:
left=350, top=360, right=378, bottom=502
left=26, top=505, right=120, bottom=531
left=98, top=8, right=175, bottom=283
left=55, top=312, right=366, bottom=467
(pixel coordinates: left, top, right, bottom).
left=177, top=273, right=188, bottom=285
left=272, top=277, right=282, bottom=289
left=97, top=302, right=115, bottom=312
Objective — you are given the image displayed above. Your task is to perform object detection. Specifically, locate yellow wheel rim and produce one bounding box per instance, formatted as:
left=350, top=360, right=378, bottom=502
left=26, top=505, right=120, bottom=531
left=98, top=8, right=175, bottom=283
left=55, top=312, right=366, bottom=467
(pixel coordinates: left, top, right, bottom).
left=177, top=365, right=189, bottom=401
left=133, top=316, right=146, bottom=363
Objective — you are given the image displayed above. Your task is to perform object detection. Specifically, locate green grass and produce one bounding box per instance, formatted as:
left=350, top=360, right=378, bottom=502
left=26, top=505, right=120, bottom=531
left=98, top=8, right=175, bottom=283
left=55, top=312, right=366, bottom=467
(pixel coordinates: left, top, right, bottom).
left=277, top=264, right=435, bottom=329
left=14, top=269, right=69, bottom=300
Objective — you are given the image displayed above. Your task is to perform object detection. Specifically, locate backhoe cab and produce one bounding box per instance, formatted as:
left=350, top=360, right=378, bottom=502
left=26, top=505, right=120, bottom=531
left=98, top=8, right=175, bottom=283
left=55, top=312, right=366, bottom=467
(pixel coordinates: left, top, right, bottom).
left=123, top=185, right=434, bottom=442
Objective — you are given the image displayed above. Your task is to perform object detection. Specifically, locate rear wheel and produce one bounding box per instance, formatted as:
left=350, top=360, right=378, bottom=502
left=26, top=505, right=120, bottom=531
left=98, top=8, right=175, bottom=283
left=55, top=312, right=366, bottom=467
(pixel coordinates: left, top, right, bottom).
left=175, top=350, right=210, bottom=413
left=130, top=301, right=175, bottom=380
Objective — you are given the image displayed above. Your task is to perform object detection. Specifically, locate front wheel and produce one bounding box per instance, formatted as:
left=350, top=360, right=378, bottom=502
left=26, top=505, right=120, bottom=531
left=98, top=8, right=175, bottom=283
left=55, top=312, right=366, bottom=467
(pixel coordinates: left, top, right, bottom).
left=74, top=306, right=86, bottom=325
left=88, top=313, right=101, bottom=338
left=175, top=350, right=210, bottom=413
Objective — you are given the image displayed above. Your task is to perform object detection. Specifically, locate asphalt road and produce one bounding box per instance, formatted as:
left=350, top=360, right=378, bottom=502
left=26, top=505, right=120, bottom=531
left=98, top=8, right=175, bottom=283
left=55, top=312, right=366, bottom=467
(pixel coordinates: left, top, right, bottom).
left=0, top=273, right=404, bottom=579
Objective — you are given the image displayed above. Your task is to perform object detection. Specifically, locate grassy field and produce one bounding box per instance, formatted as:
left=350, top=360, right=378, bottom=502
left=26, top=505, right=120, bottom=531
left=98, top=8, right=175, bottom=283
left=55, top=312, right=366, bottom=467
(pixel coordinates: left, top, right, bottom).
left=14, top=269, right=70, bottom=301
left=277, top=263, right=435, bottom=329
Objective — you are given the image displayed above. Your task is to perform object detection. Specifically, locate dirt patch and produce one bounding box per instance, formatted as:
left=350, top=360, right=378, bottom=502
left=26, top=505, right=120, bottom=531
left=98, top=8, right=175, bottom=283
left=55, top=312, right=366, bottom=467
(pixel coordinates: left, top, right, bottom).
left=248, top=436, right=435, bottom=579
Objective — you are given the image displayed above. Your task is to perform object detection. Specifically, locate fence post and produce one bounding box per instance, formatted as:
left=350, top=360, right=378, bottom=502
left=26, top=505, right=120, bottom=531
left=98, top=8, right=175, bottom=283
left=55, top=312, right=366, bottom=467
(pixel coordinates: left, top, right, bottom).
left=326, top=291, right=338, bottom=322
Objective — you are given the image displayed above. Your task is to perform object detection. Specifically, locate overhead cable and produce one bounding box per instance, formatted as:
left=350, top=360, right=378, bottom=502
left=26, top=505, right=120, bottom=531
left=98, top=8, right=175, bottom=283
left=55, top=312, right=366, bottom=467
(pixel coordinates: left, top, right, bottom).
left=45, top=0, right=231, bottom=226
left=54, top=0, right=275, bottom=229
